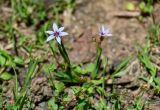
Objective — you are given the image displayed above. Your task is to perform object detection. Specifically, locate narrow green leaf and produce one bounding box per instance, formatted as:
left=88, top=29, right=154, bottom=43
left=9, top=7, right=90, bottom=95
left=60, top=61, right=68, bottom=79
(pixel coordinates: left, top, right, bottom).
left=114, top=57, right=130, bottom=74
left=76, top=100, right=88, bottom=110
left=48, top=99, right=58, bottom=110
left=0, top=55, right=6, bottom=66
left=92, top=47, right=102, bottom=79
left=55, top=81, right=65, bottom=93
left=13, top=56, right=24, bottom=65
left=13, top=68, right=19, bottom=101
left=0, top=72, right=13, bottom=80
left=25, top=59, right=37, bottom=85
left=43, top=63, right=56, bottom=74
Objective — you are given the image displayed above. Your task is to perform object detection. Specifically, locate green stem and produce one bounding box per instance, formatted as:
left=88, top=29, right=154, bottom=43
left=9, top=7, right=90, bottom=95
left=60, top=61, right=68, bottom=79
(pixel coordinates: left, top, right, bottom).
left=92, top=45, right=102, bottom=79
left=13, top=34, right=18, bottom=56
left=61, top=42, right=70, bottom=65
left=57, top=42, right=72, bottom=80
left=49, top=42, right=59, bottom=64
left=58, top=42, right=70, bottom=66
left=102, top=58, right=108, bottom=90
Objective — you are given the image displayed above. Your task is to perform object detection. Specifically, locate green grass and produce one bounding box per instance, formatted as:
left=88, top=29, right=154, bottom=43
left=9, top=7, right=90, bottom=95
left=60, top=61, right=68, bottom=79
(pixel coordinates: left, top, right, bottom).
left=0, top=0, right=160, bottom=110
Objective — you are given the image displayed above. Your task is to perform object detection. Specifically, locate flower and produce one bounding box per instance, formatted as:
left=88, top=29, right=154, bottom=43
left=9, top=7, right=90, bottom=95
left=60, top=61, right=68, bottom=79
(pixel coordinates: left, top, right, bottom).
left=99, top=25, right=112, bottom=37
left=45, top=23, right=68, bottom=44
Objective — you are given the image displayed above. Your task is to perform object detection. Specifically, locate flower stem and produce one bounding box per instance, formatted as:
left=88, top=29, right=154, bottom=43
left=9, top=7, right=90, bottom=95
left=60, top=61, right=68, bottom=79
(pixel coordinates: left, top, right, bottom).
left=58, top=42, right=72, bottom=80
left=58, top=42, right=70, bottom=66
left=92, top=44, right=102, bottom=79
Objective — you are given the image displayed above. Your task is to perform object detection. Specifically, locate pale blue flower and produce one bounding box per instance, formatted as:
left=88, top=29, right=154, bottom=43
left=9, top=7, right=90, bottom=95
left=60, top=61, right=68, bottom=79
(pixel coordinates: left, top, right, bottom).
left=46, top=23, right=68, bottom=44
left=99, top=26, right=112, bottom=37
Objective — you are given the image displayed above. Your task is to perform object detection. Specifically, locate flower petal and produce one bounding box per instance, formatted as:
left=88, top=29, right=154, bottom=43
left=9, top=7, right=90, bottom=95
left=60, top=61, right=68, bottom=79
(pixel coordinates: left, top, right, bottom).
left=56, top=36, right=61, bottom=44
left=46, top=35, right=55, bottom=42
left=59, top=27, right=64, bottom=31
left=107, top=33, right=112, bottom=36
left=60, top=32, right=68, bottom=36
left=45, top=31, right=54, bottom=34
left=102, top=26, right=105, bottom=32
left=53, top=23, right=58, bottom=31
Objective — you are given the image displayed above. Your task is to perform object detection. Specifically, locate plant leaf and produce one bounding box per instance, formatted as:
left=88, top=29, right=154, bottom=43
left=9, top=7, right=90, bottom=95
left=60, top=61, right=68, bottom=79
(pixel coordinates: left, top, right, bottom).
left=0, top=72, right=13, bottom=80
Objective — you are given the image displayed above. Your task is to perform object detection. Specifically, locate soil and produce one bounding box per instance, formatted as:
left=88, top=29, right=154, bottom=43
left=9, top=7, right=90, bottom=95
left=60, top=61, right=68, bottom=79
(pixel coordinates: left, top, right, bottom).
left=63, top=0, right=149, bottom=64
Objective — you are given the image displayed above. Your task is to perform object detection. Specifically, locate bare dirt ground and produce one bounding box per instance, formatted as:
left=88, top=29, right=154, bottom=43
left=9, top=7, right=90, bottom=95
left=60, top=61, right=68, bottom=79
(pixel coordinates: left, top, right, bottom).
left=63, top=0, right=149, bottom=64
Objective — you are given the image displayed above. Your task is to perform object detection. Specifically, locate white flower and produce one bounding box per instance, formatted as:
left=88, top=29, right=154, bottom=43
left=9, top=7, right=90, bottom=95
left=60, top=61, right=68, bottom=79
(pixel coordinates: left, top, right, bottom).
left=46, top=23, right=68, bottom=44
left=99, top=26, right=112, bottom=37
